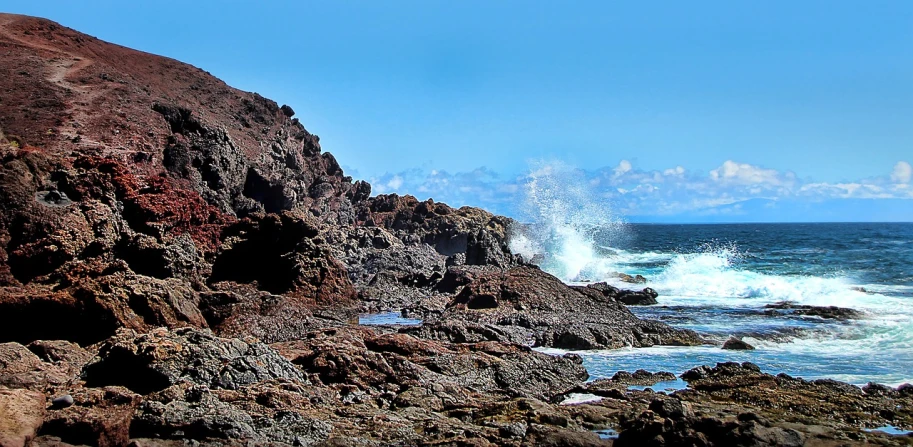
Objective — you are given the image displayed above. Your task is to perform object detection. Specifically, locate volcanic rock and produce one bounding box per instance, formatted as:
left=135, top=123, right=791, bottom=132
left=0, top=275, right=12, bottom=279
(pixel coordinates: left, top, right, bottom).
left=0, top=342, right=69, bottom=389
left=81, top=327, right=306, bottom=394
left=437, top=266, right=703, bottom=349
left=0, top=387, right=46, bottom=447
left=40, top=386, right=140, bottom=447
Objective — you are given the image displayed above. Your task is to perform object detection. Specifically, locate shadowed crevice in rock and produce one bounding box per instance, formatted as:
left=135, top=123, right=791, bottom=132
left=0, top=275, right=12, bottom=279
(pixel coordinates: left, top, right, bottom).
left=82, top=347, right=172, bottom=394
left=466, top=294, right=498, bottom=309
left=152, top=103, right=204, bottom=135
left=210, top=211, right=356, bottom=304
left=0, top=292, right=119, bottom=346
left=242, top=167, right=292, bottom=215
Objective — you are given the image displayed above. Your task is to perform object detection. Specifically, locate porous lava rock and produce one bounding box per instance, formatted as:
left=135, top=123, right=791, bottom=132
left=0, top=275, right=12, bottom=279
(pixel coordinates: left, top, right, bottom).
left=81, top=327, right=307, bottom=394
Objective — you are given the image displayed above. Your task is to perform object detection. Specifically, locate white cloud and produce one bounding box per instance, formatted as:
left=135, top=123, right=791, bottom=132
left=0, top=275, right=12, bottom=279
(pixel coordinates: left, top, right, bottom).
left=663, top=166, right=685, bottom=176
left=387, top=175, right=403, bottom=189
left=613, top=160, right=632, bottom=177
left=709, top=160, right=786, bottom=186
left=891, top=161, right=912, bottom=184
left=366, top=158, right=913, bottom=218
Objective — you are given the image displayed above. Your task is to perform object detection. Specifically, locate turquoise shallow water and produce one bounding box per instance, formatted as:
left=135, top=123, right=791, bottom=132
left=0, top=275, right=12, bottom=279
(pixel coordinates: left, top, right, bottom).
left=358, top=312, right=422, bottom=326
left=516, top=223, right=913, bottom=386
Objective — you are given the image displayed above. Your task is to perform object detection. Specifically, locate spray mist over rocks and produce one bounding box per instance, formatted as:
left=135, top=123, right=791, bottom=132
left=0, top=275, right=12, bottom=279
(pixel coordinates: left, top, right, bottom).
left=508, top=161, right=628, bottom=282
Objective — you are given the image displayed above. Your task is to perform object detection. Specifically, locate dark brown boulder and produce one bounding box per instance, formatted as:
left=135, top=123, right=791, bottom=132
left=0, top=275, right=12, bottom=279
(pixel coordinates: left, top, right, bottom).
left=722, top=337, right=755, bottom=350
left=364, top=195, right=517, bottom=267
left=615, top=287, right=659, bottom=306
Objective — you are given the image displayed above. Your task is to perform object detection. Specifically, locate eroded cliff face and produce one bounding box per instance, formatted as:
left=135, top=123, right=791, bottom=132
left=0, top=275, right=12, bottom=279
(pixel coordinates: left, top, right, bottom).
left=0, top=13, right=522, bottom=348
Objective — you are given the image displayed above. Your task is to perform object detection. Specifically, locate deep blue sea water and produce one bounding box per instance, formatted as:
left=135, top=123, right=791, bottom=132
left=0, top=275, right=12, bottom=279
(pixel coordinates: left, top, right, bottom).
left=517, top=222, right=913, bottom=386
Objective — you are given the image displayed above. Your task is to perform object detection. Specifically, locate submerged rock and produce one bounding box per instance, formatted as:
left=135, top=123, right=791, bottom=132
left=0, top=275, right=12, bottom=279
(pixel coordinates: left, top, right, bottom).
left=764, top=301, right=865, bottom=320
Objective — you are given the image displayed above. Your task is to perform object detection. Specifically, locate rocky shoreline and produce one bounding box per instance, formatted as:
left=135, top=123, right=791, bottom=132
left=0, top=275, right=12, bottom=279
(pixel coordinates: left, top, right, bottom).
left=1, top=13, right=911, bottom=446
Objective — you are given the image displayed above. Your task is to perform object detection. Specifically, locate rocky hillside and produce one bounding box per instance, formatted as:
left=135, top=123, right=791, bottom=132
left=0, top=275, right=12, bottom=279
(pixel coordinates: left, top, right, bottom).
left=0, top=13, right=522, bottom=343
left=2, top=13, right=910, bottom=446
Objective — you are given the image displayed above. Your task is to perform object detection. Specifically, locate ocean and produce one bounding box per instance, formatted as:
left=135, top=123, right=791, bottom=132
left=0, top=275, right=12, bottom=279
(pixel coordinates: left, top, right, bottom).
left=515, top=221, right=913, bottom=387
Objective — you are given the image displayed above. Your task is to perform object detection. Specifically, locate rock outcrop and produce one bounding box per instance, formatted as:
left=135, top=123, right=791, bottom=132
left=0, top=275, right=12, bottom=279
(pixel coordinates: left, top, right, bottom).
left=419, top=266, right=703, bottom=349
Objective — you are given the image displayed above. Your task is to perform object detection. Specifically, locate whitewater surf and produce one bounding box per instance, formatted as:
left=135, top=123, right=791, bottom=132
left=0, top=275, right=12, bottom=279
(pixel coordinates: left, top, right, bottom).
left=511, top=164, right=913, bottom=386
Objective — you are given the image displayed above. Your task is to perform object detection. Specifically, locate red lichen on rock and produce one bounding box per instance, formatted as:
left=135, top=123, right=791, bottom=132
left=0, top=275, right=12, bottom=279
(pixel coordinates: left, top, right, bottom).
left=71, top=156, right=234, bottom=252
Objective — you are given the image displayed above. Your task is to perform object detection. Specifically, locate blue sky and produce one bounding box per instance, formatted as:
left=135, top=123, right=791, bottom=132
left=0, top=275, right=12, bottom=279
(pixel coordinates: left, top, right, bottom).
left=4, top=1, right=912, bottom=221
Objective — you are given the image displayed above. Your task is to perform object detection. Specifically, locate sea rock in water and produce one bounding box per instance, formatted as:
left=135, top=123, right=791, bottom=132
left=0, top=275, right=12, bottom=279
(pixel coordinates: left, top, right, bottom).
left=617, top=273, right=647, bottom=284
left=763, top=301, right=864, bottom=320
left=722, top=337, right=755, bottom=350
left=610, top=369, right=678, bottom=386
left=616, top=287, right=659, bottom=306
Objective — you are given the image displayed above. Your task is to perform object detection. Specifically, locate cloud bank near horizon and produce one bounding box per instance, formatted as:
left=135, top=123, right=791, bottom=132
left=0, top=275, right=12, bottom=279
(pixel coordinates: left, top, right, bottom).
left=358, top=160, right=913, bottom=222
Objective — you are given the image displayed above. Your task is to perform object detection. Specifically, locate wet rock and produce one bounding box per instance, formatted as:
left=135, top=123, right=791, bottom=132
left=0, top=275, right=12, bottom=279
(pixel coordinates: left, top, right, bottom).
left=862, top=382, right=896, bottom=397
left=615, top=288, right=658, bottom=306
left=82, top=327, right=307, bottom=394
left=722, top=337, right=755, bottom=350
left=617, top=273, right=647, bottom=284
left=648, top=397, right=691, bottom=418
left=0, top=387, right=46, bottom=447
left=764, top=301, right=865, bottom=320
left=616, top=406, right=805, bottom=447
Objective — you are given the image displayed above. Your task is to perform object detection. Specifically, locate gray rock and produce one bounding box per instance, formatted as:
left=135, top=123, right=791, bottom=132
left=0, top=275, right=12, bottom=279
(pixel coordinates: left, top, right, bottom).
left=51, top=395, right=74, bottom=408
left=82, top=327, right=307, bottom=394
